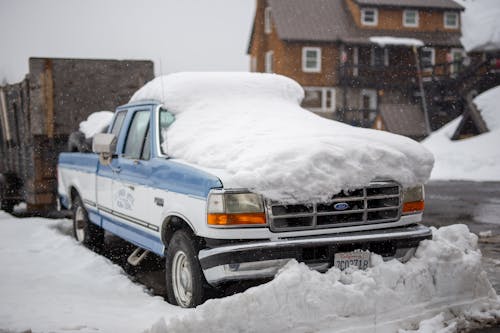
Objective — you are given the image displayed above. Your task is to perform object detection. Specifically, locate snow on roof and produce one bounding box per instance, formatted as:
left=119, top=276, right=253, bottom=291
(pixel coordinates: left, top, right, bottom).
left=131, top=72, right=434, bottom=202
left=369, top=36, right=424, bottom=47
left=458, top=0, right=500, bottom=52
left=130, top=72, right=304, bottom=114
left=422, top=85, right=500, bottom=181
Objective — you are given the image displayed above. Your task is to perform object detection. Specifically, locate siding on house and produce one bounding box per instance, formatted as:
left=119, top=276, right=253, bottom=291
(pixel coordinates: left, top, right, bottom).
left=247, top=0, right=470, bottom=138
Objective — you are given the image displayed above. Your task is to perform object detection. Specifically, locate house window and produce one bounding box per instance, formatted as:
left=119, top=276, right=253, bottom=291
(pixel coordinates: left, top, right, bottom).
left=302, top=87, right=336, bottom=112
left=361, top=8, right=378, bottom=26
left=265, top=51, right=274, bottom=73
left=371, top=47, right=389, bottom=67
left=403, top=10, right=419, bottom=27
left=361, top=90, right=377, bottom=110
left=302, top=47, right=322, bottom=72
left=444, top=12, right=459, bottom=29
left=264, top=7, right=272, bottom=34
left=250, top=56, right=257, bottom=72
left=420, top=47, right=435, bottom=71
left=449, top=48, right=465, bottom=74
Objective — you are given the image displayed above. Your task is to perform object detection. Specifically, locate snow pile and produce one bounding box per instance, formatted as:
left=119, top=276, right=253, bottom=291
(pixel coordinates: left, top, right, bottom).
left=422, top=86, right=500, bottom=181
left=370, top=36, right=424, bottom=47
left=0, top=212, right=184, bottom=333
left=1, top=213, right=499, bottom=332
left=131, top=72, right=434, bottom=202
left=457, top=0, right=500, bottom=52
left=79, top=111, right=114, bottom=139
left=147, top=224, right=500, bottom=333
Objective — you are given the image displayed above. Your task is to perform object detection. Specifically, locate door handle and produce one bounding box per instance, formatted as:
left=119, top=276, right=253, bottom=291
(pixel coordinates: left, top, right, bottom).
left=113, top=166, right=121, bottom=174
left=154, top=197, right=164, bottom=207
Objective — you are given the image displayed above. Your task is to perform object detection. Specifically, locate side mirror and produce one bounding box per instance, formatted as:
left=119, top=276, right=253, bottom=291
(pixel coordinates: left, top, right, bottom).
left=93, top=133, right=117, bottom=166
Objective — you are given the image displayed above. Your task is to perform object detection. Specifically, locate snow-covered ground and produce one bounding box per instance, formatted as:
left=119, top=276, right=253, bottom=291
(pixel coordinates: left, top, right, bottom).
left=1, top=211, right=499, bottom=333
left=422, top=86, right=500, bottom=181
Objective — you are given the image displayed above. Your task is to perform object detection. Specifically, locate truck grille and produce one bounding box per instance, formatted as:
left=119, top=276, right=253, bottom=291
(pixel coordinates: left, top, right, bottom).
left=267, top=181, right=401, bottom=232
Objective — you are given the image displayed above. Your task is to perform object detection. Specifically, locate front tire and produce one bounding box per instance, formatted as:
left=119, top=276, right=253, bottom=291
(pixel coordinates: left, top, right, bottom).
left=165, top=230, right=207, bottom=308
left=72, top=195, right=104, bottom=251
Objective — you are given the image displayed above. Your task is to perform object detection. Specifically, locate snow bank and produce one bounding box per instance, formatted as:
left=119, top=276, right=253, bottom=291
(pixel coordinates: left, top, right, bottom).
left=131, top=72, right=434, bottom=202
left=1, top=213, right=498, bottom=333
left=79, top=111, right=114, bottom=139
left=457, top=0, right=500, bottom=52
left=0, top=212, right=184, bottom=333
left=422, top=86, right=500, bottom=181
left=147, top=224, right=500, bottom=333
left=370, top=36, right=423, bottom=47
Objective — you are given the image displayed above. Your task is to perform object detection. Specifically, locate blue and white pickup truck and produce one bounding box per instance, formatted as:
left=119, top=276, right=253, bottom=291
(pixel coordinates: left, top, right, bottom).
left=58, top=74, right=432, bottom=308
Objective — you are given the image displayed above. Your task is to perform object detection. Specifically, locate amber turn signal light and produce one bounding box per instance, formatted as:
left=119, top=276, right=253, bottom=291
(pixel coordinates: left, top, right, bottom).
left=402, top=200, right=425, bottom=214
left=207, top=213, right=267, bottom=226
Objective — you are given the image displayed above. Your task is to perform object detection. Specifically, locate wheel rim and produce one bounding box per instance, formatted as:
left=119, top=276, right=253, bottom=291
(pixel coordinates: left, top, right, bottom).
left=172, top=250, right=193, bottom=307
left=74, top=206, right=86, bottom=243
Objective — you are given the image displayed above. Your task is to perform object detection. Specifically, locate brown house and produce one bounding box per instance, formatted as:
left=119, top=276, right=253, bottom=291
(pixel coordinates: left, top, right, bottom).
left=248, top=0, right=466, bottom=139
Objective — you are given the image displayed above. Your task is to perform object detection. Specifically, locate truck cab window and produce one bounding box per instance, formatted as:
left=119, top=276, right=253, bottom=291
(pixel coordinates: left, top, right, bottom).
left=159, top=108, right=175, bottom=155
left=123, top=110, right=150, bottom=160
left=111, top=111, right=127, bottom=136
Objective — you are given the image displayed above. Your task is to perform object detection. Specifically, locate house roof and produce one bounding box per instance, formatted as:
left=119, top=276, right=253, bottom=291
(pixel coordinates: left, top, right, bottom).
left=354, top=0, right=464, bottom=10
left=379, top=104, right=428, bottom=138
left=265, top=0, right=462, bottom=46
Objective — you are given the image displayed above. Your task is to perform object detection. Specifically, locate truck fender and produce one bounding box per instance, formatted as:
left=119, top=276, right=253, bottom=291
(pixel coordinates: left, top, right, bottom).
left=161, top=213, right=197, bottom=249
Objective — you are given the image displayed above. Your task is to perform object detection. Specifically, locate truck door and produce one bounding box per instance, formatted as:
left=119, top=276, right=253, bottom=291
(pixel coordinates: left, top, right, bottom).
left=110, top=108, right=158, bottom=247
left=96, top=110, right=127, bottom=218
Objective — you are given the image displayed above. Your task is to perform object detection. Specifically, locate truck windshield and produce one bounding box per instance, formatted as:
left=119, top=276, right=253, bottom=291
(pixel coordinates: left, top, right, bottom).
left=159, top=107, right=175, bottom=155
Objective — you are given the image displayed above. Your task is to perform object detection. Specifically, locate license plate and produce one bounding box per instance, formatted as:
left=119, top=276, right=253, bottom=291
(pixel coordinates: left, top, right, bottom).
left=334, top=251, right=370, bottom=270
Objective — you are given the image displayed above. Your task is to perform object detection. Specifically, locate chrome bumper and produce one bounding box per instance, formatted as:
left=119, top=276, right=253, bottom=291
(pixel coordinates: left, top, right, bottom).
left=199, top=224, right=432, bottom=286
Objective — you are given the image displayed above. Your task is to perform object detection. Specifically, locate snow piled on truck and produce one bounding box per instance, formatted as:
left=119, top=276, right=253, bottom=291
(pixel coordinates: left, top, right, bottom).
left=79, top=111, right=114, bottom=139
left=131, top=72, right=433, bottom=202
left=423, top=86, right=500, bottom=181
left=1, top=213, right=499, bottom=333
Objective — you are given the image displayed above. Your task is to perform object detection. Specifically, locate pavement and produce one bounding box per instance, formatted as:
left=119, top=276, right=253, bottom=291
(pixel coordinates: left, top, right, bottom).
left=424, top=181, right=500, bottom=293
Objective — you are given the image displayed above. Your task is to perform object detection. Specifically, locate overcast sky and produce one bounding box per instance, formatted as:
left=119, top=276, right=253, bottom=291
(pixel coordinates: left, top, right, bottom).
left=0, top=0, right=255, bottom=83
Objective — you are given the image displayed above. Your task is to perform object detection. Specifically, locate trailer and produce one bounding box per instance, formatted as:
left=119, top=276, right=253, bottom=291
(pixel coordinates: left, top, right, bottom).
left=0, top=57, right=154, bottom=213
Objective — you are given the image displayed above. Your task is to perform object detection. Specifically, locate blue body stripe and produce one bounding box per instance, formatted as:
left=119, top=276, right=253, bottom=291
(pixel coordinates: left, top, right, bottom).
left=59, top=152, right=99, bottom=173
left=87, top=206, right=165, bottom=255
left=59, top=194, right=70, bottom=210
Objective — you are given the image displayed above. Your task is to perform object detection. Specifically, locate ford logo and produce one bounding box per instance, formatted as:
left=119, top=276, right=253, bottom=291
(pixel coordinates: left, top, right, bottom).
left=334, top=202, right=350, bottom=211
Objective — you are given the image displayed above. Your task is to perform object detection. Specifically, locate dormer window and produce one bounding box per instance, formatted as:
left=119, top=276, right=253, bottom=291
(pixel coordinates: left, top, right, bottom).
left=403, top=10, right=419, bottom=27
left=444, top=12, right=459, bottom=29
left=361, top=8, right=378, bottom=26
left=264, top=7, right=272, bottom=34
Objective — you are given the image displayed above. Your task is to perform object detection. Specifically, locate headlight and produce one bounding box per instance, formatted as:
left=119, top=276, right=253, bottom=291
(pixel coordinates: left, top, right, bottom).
left=207, top=191, right=266, bottom=226
left=402, top=185, right=425, bottom=215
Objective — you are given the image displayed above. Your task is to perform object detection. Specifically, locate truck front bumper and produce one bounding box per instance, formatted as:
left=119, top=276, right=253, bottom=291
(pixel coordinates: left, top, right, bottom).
left=198, top=224, right=432, bottom=286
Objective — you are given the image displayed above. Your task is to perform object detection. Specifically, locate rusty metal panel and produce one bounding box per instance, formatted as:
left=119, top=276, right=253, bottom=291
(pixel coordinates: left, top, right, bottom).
left=1, top=57, right=154, bottom=212
left=28, top=57, right=154, bottom=136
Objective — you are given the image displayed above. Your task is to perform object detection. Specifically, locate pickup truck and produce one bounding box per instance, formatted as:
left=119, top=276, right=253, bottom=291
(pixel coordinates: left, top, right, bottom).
left=58, top=73, right=432, bottom=308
